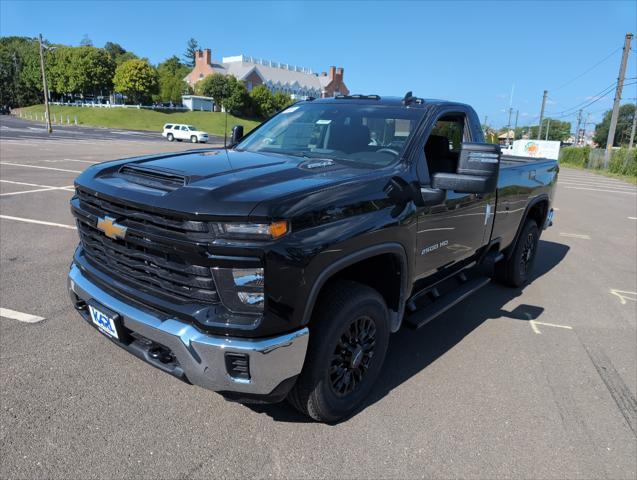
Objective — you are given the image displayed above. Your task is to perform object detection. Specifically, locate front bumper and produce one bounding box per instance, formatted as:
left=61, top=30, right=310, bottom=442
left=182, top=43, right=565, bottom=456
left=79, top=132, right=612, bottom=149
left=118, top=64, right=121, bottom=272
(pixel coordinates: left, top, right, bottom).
left=68, top=263, right=308, bottom=399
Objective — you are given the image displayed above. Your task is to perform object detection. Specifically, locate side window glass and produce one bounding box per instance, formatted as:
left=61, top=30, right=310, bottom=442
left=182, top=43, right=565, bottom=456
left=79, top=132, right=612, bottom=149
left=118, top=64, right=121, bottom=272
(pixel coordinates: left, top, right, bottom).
left=424, top=114, right=465, bottom=174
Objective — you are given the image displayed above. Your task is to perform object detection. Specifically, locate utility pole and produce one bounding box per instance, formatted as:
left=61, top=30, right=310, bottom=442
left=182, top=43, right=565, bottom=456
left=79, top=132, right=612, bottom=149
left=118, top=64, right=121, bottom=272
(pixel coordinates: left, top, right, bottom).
left=513, top=109, right=519, bottom=140
left=483, top=115, right=488, bottom=136
left=537, top=90, right=548, bottom=140
left=582, top=112, right=591, bottom=146
left=574, top=109, right=583, bottom=146
left=506, top=107, right=513, bottom=146
left=38, top=34, right=52, bottom=134
left=629, top=103, right=637, bottom=149
left=605, top=32, right=633, bottom=167
left=545, top=119, right=551, bottom=141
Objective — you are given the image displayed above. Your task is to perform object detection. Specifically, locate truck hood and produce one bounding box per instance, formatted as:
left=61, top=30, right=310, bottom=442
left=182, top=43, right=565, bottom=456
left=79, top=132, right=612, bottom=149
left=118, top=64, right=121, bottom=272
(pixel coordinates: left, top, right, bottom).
left=75, top=148, right=381, bottom=219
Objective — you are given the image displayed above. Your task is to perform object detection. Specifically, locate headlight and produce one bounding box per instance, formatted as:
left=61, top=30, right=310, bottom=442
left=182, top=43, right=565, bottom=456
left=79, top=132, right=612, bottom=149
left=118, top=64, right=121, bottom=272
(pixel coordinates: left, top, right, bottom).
left=213, top=267, right=264, bottom=314
left=214, top=221, right=289, bottom=240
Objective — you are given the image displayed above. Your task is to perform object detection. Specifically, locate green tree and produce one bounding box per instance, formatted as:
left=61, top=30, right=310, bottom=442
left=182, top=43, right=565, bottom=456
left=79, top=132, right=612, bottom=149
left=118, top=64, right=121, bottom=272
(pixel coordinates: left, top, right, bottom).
left=196, top=73, right=229, bottom=109
left=157, top=75, right=189, bottom=104
left=104, top=41, right=136, bottom=65
left=155, top=56, right=191, bottom=104
left=0, top=36, right=44, bottom=107
left=272, top=91, right=293, bottom=112
left=183, top=38, right=199, bottom=67
left=157, top=55, right=190, bottom=78
left=104, top=41, right=125, bottom=59
left=223, top=76, right=249, bottom=115
left=525, top=119, right=571, bottom=141
left=250, top=84, right=275, bottom=118
left=593, top=104, right=636, bottom=148
left=113, top=59, right=158, bottom=104
left=50, top=46, right=114, bottom=97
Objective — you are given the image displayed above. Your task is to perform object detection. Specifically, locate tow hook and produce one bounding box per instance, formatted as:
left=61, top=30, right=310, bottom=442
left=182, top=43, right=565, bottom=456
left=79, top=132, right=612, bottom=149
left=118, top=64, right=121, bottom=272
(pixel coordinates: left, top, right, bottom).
left=148, top=345, right=174, bottom=364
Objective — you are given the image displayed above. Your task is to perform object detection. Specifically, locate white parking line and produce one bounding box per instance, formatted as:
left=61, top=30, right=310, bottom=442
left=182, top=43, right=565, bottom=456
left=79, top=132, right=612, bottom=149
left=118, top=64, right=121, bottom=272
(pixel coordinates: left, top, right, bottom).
left=559, top=181, right=636, bottom=191
left=629, top=217, right=636, bottom=220
left=560, top=232, right=591, bottom=240
left=0, top=180, right=75, bottom=196
left=0, top=307, right=45, bottom=324
left=563, top=186, right=637, bottom=195
left=0, top=187, right=74, bottom=197
left=63, top=158, right=97, bottom=164
left=0, top=162, right=82, bottom=173
left=0, top=215, right=76, bottom=230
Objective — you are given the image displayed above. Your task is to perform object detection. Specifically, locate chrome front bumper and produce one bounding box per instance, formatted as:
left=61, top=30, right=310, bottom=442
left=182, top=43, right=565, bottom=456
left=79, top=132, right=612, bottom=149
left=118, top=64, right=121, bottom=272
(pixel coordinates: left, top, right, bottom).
left=68, top=264, right=309, bottom=397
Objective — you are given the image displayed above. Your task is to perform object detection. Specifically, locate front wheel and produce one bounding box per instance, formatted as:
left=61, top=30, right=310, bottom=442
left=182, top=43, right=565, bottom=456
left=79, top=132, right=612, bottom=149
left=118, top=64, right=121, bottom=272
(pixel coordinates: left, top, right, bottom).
left=495, top=219, right=539, bottom=287
left=287, top=280, right=390, bottom=422
left=190, top=135, right=198, bottom=143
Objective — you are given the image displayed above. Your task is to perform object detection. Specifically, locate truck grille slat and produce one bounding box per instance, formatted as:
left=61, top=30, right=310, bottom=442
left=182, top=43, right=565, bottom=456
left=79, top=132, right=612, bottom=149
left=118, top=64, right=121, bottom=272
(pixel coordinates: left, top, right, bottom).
left=73, top=188, right=218, bottom=304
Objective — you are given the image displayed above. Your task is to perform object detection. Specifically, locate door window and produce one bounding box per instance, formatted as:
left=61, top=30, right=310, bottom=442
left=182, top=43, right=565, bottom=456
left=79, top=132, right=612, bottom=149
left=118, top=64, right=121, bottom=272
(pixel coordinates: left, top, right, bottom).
left=424, top=114, right=466, bottom=175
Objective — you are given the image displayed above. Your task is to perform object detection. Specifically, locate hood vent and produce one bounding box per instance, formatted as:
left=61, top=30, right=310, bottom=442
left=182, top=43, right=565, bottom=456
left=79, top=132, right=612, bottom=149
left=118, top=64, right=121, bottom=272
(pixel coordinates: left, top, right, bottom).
left=118, top=164, right=186, bottom=190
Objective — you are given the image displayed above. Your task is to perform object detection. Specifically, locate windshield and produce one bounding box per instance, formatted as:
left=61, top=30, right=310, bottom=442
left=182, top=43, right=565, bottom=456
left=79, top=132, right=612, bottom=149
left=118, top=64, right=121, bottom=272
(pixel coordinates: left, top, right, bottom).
left=236, top=102, right=425, bottom=167
left=187, top=125, right=197, bottom=131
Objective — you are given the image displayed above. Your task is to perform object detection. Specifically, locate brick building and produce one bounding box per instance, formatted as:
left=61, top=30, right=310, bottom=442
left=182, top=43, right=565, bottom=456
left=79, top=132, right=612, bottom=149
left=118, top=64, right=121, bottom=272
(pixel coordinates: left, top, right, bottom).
left=185, top=49, right=349, bottom=99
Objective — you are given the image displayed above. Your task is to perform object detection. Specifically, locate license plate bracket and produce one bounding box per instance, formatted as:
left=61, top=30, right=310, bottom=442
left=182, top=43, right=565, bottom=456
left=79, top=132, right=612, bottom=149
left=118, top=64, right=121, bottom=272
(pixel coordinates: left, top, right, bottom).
left=87, top=300, right=123, bottom=340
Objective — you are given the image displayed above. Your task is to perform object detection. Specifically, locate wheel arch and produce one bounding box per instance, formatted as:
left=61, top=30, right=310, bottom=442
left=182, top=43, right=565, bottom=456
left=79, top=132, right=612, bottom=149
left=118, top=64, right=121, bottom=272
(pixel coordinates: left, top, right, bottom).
left=301, top=243, right=410, bottom=333
left=505, top=194, right=549, bottom=259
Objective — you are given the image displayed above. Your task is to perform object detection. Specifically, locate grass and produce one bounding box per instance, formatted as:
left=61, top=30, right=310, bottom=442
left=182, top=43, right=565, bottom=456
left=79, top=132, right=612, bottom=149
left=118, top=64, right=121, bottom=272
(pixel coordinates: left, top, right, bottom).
left=15, top=104, right=261, bottom=137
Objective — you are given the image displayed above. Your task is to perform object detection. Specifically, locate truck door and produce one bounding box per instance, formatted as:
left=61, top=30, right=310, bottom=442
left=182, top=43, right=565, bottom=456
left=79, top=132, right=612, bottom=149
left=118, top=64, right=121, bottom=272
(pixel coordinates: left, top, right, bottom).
left=415, top=111, right=492, bottom=279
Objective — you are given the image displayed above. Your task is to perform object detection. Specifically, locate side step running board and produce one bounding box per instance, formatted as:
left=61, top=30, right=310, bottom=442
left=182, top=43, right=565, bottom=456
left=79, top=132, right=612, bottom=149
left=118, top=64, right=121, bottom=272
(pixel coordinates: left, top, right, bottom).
left=404, top=277, right=491, bottom=329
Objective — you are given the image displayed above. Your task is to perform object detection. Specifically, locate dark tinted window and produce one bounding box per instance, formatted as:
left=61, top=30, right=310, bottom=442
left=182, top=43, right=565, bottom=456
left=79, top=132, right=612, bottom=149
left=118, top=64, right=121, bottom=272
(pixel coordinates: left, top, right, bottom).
left=237, top=103, right=425, bottom=167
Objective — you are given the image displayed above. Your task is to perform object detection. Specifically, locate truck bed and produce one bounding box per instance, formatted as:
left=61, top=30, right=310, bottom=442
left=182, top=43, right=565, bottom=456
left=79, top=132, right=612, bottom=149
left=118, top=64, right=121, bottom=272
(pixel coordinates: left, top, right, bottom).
left=491, top=155, right=558, bottom=251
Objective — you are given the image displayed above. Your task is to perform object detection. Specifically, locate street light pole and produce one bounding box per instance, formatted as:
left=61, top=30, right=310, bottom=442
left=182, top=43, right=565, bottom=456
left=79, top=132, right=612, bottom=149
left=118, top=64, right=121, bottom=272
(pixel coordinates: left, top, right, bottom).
left=38, top=33, right=52, bottom=134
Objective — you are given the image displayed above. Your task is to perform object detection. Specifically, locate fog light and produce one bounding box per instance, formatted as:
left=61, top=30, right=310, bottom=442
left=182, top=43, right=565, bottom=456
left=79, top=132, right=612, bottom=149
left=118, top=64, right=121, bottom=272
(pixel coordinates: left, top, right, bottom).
left=237, top=292, right=264, bottom=307
left=213, top=267, right=265, bottom=314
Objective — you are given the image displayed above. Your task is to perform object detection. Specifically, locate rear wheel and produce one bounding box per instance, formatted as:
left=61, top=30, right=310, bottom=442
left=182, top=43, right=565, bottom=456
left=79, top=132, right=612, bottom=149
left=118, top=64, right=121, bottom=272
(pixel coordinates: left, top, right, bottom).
left=167, top=133, right=174, bottom=142
left=495, top=219, right=540, bottom=287
left=190, top=135, right=198, bottom=143
left=288, top=280, right=390, bottom=423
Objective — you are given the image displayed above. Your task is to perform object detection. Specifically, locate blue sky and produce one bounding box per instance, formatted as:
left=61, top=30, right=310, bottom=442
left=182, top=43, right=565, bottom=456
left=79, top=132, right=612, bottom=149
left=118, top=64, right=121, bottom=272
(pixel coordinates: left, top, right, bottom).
left=1, top=0, right=636, bottom=128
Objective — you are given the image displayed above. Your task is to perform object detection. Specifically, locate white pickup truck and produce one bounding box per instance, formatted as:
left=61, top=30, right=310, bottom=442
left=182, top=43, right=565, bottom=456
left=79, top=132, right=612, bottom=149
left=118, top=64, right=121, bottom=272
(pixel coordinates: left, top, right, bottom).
left=162, top=124, right=209, bottom=143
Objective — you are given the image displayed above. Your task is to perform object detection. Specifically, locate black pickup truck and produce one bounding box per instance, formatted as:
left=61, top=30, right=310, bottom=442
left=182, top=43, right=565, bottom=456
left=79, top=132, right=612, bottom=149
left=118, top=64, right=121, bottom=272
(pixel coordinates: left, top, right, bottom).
left=68, top=94, right=557, bottom=422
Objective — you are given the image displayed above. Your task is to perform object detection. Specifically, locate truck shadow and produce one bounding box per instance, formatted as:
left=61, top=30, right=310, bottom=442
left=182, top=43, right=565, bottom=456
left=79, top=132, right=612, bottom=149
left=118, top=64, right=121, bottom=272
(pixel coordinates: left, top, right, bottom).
left=245, top=239, right=570, bottom=424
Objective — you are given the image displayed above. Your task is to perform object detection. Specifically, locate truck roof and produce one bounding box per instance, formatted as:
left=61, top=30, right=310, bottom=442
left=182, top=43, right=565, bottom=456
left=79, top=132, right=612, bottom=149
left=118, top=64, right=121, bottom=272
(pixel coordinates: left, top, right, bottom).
left=311, top=95, right=472, bottom=110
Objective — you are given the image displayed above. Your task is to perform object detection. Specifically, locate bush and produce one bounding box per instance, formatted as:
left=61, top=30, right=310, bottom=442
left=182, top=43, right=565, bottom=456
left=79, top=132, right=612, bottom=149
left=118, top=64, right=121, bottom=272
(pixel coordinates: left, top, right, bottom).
left=559, top=146, right=590, bottom=167
left=609, top=148, right=637, bottom=177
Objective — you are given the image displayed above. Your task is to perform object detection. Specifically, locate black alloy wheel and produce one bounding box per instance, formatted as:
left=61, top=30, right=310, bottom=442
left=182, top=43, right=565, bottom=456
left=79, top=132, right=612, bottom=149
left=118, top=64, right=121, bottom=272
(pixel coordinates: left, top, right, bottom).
left=329, top=315, right=377, bottom=397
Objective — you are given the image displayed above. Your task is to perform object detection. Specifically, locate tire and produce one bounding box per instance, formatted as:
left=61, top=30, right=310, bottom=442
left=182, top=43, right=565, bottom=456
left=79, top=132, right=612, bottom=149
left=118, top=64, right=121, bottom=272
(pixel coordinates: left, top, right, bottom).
left=288, top=280, right=390, bottom=423
left=495, top=219, right=540, bottom=287
left=190, top=135, right=198, bottom=143
left=167, top=133, right=174, bottom=142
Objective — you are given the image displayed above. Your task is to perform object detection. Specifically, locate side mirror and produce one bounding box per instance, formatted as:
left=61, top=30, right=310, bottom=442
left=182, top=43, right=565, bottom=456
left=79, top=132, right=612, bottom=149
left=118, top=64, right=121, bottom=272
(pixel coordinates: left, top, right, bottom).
left=430, top=142, right=500, bottom=194
left=231, top=125, right=244, bottom=145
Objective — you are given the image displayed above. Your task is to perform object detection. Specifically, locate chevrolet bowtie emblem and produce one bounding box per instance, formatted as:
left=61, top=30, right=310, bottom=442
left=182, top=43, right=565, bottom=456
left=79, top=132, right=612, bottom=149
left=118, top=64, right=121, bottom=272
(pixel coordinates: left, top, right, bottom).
left=96, top=216, right=127, bottom=240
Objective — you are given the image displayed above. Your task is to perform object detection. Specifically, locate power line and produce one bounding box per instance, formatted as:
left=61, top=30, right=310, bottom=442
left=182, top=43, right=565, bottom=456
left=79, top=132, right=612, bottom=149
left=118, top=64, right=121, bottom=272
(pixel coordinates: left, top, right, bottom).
left=552, top=47, right=622, bottom=92
left=547, top=81, right=617, bottom=117
left=546, top=81, right=637, bottom=120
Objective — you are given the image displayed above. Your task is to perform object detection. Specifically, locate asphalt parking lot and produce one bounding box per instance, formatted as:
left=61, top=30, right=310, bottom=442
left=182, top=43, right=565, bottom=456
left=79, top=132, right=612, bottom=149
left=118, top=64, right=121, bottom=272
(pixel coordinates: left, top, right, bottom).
left=1, top=115, right=636, bottom=479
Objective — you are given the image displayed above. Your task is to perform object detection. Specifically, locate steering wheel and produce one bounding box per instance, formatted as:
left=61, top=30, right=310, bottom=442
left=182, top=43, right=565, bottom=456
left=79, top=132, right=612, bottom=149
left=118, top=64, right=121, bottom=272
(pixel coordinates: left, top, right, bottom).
left=376, top=148, right=400, bottom=156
